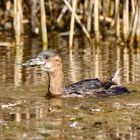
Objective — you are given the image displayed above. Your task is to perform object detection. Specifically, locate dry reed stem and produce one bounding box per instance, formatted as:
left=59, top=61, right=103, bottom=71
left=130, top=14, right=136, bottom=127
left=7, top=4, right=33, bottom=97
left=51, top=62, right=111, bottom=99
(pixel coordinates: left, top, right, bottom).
left=40, top=0, right=48, bottom=47
left=31, top=0, right=38, bottom=34
left=129, top=0, right=138, bottom=44
left=69, top=0, right=77, bottom=49
left=3, top=0, right=140, bottom=45
left=63, top=0, right=91, bottom=40
left=57, top=5, right=68, bottom=23
left=13, top=0, right=23, bottom=45
left=136, top=0, right=140, bottom=42
left=87, top=0, right=93, bottom=32
left=123, top=0, right=129, bottom=41
left=94, top=0, right=100, bottom=42
left=115, top=0, right=120, bottom=39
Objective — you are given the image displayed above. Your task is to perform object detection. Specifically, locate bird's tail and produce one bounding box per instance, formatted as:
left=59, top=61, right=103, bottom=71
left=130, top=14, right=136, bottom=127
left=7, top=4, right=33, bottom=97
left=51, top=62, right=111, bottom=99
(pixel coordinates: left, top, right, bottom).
left=112, top=68, right=124, bottom=85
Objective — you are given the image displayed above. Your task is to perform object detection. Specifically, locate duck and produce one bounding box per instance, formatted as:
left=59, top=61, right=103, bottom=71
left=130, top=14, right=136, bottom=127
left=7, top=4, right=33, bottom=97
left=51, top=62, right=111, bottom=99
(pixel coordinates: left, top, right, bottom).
left=21, top=50, right=129, bottom=98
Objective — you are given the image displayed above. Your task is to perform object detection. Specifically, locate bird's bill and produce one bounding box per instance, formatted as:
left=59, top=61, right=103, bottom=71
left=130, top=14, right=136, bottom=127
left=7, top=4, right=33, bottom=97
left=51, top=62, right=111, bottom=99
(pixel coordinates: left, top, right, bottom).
left=21, top=57, right=45, bottom=67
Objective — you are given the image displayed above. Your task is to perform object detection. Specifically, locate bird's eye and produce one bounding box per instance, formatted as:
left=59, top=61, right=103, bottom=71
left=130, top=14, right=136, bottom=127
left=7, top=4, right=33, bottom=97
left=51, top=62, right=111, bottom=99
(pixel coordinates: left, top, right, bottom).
left=45, top=56, right=49, bottom=59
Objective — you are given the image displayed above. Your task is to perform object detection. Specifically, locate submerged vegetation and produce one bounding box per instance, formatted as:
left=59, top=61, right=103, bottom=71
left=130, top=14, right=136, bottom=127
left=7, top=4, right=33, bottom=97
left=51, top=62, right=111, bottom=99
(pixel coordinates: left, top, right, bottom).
left=0, top=0, right=140, bottom=47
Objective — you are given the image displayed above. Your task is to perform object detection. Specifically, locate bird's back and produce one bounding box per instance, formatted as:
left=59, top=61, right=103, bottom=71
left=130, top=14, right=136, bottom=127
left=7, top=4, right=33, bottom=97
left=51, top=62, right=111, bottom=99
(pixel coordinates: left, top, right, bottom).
left=64, top=78, right=102, bottom=94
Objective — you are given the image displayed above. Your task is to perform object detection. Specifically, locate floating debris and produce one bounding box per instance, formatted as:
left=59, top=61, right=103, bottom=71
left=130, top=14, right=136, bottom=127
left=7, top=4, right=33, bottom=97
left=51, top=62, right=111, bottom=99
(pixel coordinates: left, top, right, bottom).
left=0, top=101, right=22, bottom=109
left=126, top=103, right=140, bottom=107
left=112, top=102, right=121, bottom=110
left=70, top=121, right=79, bottom=128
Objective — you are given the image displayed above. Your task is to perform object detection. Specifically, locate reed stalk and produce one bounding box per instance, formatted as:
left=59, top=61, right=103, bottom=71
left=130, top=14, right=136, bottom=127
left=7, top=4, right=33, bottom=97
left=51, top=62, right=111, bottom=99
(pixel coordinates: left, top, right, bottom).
left=40, top=0, right=48, bottom=47
left=94, top=0, right=100, bottom=42
left=109, top=0, right=114, bottom=17
left=87, top=0, right=93, bottom=32
left=13, top=0, right=18, bottom=35
left=129, top=0, right=138, bottom=44
left=69, top=0, right=77, bottom=49
left=63, top=0, right=91, bottom=41
left=136, top=0, right=140, bottom=43
left=31, top=0, right=38, bottom=34
left=13, top=0, right=24, bottom=45
left=115, top=0, right=120, bottom=39
left=57, top=5, right=68, bottom=23
left=1, top=0, right=140, bottom=45
left=131, top=0, right=136, bottom=16
left=123, top=0, right=129, bottom=41
left=129, top=0, right=135, bottom=34
left=103, top=0, right=107, bottom=19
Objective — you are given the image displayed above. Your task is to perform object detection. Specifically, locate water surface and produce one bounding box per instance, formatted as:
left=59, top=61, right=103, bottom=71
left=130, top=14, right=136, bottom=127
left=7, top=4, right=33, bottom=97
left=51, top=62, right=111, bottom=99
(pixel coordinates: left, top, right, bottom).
left=0, top=36, right=140, bottom=140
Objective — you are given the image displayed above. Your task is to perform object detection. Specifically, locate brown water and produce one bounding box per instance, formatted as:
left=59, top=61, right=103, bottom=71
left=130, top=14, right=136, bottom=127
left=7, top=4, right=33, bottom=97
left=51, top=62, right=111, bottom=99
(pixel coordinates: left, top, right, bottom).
left=0, top=35, right=140, bottom=140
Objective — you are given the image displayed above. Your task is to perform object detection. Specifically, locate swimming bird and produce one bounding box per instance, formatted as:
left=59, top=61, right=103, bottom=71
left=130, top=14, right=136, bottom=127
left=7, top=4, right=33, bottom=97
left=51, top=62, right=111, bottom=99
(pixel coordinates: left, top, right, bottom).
left=21, top=50, right=129, bottom=98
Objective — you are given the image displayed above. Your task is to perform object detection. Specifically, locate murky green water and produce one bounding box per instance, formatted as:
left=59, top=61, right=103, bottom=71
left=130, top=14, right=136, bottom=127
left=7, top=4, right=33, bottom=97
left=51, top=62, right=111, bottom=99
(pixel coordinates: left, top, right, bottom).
left=0, top=35, right=140, bottom=140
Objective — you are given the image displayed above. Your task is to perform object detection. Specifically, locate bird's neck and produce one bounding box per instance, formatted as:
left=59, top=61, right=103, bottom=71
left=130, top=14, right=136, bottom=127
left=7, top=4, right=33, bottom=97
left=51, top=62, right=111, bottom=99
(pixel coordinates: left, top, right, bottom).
left=48, top=69, right=64, bottom=97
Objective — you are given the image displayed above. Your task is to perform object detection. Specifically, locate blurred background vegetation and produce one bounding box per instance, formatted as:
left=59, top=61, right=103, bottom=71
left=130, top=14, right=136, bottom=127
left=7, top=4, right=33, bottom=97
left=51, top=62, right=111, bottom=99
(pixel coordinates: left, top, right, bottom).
left=0, top=0, right=140, bottom=47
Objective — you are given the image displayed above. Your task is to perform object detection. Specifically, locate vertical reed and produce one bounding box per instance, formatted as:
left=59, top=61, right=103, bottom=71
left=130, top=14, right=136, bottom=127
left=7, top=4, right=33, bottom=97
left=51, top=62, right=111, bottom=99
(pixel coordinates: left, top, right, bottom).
left=87, top=0, right=93, bottom=32
left=40, top=0, right=48, bottom=47
left=131, top=0, right=136, bottom=17
left=129, top=0, right=138, bottom=44
left=109, top=0, right=114, bottom=17
left=31, top=0, right=38, bottom=35
left=115, top=0, right=120, bottom=39
left=13, top=0, right=24, bottom=45
left=69, top=0, right=77, bottom=49
left=129, top=0, right=135, bottom=31
left=63, top=0, right=91, bottom=40
left=103, top=0, right=107, bottom=20
left=2, top=0, right=140, bottom=45
left=123, top=0, right=129, bottom=41
left=57, top=5, right=67, bottom=23
left=136, top=0, right=140, bottom=43
left=94, top=0, right=100, bottom=42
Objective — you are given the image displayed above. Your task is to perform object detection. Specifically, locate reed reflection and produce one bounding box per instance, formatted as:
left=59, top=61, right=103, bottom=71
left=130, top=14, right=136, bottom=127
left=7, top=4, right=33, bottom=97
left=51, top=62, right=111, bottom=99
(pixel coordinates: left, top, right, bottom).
left=0, top=37, right=140, bottom=140
left=0, top=47, right=15, bottom=85
left=0, top=39, right=140, bottom=87
left=0, top=98, right=66, bottom=140
left=65, top=42, right=140, bottom=85
left=14, top=45, right=23, bottom=87
left=0, top=99, right=139, bottom=140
